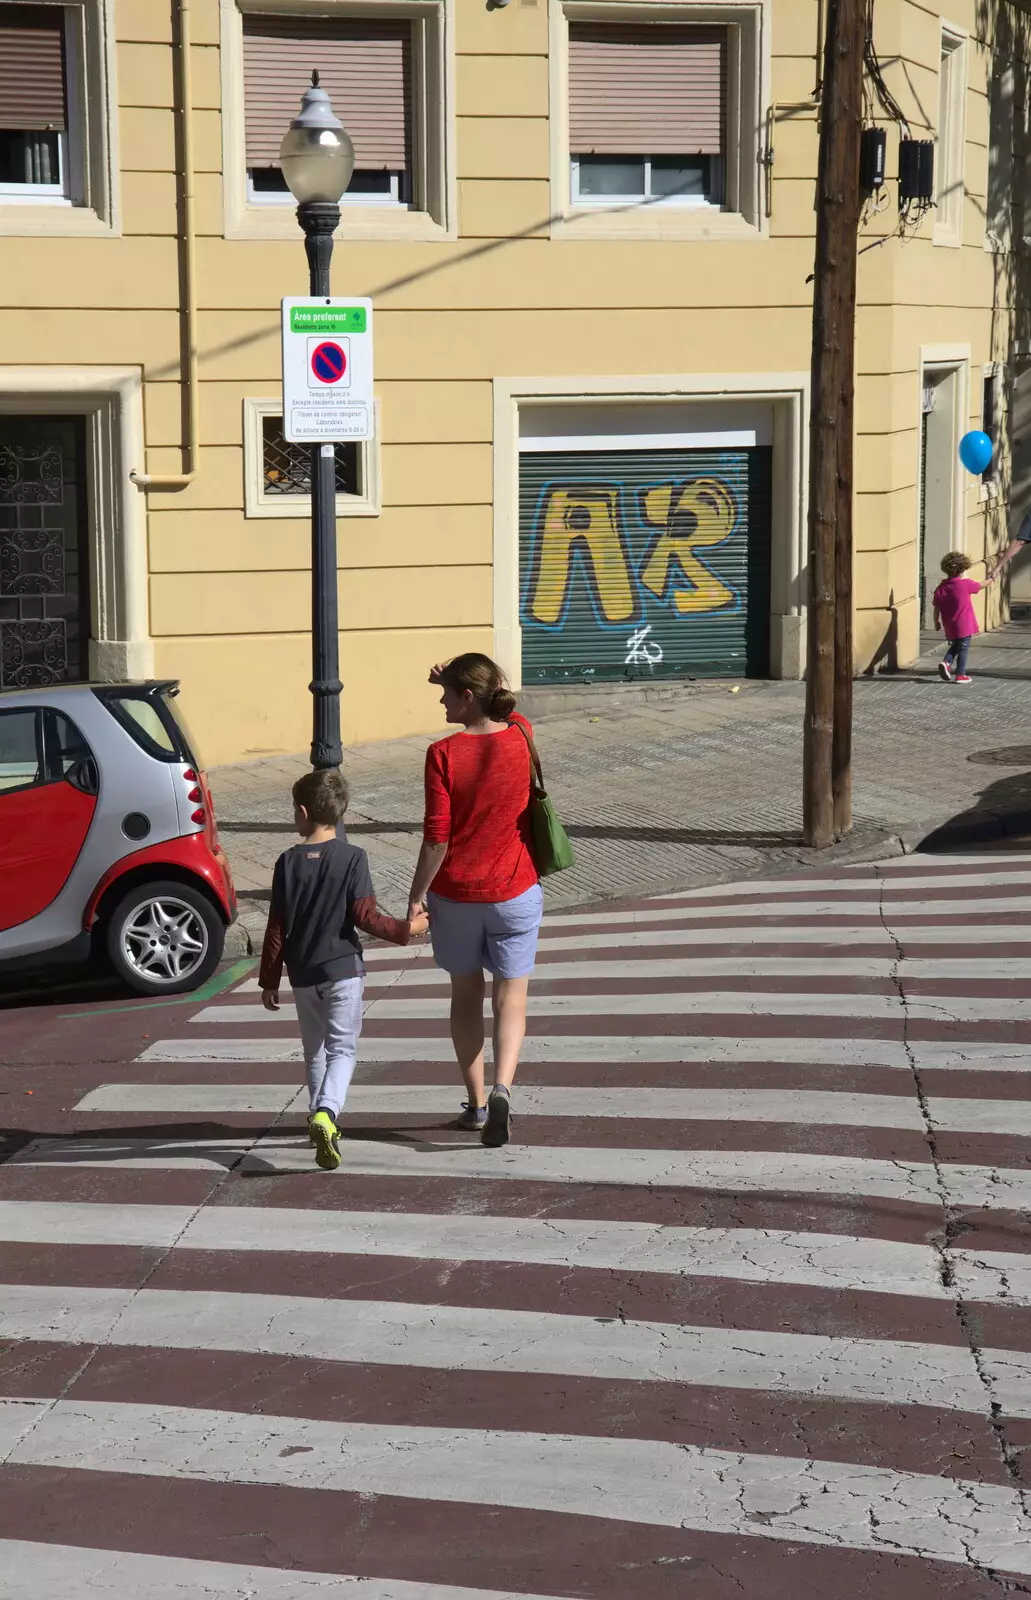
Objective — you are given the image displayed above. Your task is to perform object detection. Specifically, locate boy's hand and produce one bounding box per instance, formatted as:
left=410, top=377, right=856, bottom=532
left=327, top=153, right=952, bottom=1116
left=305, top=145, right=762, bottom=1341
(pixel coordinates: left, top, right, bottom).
left=261, top=988, right=280, bottom=1012
left=934, top=618, right=941, bottom=631
left=409, top=913, right=430, bottom=938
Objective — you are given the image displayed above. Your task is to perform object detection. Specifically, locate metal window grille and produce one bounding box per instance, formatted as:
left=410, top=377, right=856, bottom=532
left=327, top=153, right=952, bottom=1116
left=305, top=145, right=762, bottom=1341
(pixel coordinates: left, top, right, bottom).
left=261, top=416, right=360, bottom=498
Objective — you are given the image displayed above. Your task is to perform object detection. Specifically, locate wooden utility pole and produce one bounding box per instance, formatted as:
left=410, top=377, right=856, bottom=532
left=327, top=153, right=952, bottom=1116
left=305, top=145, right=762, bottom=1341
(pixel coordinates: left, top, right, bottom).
left=803, top=0, right=865, bottom=847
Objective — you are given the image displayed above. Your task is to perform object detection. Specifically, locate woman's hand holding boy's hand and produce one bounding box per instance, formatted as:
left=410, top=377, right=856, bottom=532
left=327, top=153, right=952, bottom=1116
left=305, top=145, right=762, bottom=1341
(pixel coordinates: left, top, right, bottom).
left=261, top=989, right=280, bottom=1012
left=409, top=912, right=430, bottom=938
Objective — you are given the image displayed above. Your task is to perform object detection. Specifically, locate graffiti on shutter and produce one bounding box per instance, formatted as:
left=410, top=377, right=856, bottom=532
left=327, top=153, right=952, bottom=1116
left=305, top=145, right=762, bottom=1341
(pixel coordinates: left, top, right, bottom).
left=519, top=447, right=772, bottom=683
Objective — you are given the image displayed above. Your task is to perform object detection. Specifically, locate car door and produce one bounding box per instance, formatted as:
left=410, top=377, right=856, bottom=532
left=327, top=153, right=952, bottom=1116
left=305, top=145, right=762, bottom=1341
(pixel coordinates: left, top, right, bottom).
left=0, top=705, right=99, bottom=933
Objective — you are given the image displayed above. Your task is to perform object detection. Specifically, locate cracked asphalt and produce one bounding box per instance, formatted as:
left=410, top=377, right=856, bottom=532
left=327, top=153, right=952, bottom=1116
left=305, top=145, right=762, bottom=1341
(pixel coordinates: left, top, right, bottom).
left=0, top=851, right=1030, bottom=1595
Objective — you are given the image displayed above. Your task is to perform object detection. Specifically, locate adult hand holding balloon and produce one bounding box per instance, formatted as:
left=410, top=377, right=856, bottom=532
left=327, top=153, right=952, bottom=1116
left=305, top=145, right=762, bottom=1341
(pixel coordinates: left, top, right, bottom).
left=958, top=430, right=993, bottom=475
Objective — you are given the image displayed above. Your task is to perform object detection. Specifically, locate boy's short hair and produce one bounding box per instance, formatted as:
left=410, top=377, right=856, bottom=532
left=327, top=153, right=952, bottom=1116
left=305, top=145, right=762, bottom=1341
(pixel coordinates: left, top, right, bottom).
left=941, top=550, right=973, bottom=577
left=292, top=768, right=349, bottom=825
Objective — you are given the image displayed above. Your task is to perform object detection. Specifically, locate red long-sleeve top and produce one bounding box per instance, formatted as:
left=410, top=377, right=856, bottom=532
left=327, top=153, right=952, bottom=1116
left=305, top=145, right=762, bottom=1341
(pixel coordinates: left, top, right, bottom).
left=423, top=714, right=539, bottom=903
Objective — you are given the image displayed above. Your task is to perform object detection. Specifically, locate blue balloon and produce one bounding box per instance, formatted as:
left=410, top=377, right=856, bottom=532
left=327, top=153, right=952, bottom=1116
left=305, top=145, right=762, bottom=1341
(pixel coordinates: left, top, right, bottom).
left=958, top=430, right=993, bottom=475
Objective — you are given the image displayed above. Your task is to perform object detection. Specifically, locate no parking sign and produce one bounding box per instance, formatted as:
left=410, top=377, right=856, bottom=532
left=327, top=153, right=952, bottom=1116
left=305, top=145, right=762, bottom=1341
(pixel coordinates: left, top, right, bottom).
left=281, top=297, right=374, bottom=442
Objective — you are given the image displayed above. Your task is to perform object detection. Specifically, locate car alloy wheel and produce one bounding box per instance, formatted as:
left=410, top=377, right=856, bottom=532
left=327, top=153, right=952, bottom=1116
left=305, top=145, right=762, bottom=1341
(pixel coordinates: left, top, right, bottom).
left=120, top=893, right=209, bottom=984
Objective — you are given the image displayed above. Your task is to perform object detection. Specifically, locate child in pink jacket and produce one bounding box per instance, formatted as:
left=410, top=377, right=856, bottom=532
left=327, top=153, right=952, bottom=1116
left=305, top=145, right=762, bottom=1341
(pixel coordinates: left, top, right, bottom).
left=933, top=551, right=995, bottom=683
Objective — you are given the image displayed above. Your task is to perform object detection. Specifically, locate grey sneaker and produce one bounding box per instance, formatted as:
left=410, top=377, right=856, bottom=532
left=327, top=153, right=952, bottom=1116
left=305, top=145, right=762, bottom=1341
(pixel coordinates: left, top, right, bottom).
left=456, top=1102, right=488, bottom=1130
left=482, top=1086, right=512, bottom=1148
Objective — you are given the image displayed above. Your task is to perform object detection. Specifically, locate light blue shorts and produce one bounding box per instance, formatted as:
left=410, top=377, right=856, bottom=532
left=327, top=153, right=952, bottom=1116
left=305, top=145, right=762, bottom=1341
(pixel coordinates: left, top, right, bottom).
left=428, top=883, right=544, bottom=978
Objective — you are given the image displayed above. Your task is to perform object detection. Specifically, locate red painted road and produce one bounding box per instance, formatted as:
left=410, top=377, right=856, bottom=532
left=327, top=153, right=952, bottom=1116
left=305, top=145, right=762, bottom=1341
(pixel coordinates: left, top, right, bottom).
left=1, top=856, right=1030, bottom=1597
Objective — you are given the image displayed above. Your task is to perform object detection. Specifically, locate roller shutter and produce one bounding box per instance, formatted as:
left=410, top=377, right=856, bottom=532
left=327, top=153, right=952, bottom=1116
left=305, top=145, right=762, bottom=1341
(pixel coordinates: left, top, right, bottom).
left=243, top=13, right=412, bottom=172
left=519, top=447, right=772, bottom=683
left=0, top=4, right=66, bottom=131
left=568, top=23, right=725, bottom=157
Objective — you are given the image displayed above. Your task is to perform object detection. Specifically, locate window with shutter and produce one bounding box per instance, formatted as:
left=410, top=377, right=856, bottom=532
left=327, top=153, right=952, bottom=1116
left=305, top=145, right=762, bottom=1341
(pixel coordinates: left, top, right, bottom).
left=568, top=23, right=726, bottom=207
left=0, top=3, right=71, bottom=201
left=242, top=13, right=413, bottom=207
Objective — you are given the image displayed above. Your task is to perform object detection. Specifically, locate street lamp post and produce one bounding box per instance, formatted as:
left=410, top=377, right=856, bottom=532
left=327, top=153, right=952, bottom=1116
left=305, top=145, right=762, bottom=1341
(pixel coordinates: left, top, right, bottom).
left=280, top=73, right=355, bottom=770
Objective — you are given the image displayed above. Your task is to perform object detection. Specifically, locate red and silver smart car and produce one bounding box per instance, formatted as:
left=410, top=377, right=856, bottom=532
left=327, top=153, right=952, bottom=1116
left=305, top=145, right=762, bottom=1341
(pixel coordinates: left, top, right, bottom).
left=0, top=680, right=236, bottom=994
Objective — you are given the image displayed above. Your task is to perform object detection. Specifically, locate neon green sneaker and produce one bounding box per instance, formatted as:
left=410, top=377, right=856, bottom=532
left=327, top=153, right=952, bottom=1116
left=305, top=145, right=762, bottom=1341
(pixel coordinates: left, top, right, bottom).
left=308, top=1109, right=341, bottom=1171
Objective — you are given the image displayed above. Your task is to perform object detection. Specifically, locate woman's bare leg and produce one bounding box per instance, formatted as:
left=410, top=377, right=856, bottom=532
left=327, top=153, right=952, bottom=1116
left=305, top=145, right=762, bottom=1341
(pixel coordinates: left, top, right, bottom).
left=491, top=976, right=530, bottom=1090
left=449, top=971, right=487, bottom=1105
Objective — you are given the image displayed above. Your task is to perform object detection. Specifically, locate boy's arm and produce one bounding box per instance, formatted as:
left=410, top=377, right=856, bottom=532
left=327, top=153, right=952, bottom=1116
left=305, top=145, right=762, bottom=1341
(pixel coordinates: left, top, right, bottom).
left=353, top=895, right=413, bottom=946
left=350, top=848, right=420, bottom=947
left=258, top=859, right=286, bottom=992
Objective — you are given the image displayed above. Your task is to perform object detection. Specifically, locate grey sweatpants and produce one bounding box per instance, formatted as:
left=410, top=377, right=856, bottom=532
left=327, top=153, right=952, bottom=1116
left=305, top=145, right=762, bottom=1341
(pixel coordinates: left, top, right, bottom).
left=293, top=976, right=364, bottom=1118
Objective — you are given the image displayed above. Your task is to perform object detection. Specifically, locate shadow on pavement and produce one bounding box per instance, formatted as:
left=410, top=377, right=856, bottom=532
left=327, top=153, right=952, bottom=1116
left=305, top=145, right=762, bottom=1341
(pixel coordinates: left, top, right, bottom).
left=919, top=764, right=1031, bottom=853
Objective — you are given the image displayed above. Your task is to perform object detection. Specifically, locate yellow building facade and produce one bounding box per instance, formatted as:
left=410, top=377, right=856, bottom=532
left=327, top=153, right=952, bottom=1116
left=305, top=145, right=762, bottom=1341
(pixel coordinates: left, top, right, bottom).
left=0, top=0, right=1024, bottom=763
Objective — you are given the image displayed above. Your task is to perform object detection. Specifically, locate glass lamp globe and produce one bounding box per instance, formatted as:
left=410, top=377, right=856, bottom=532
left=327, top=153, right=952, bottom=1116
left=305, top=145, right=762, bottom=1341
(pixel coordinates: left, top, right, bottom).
left=280, top=74, right=355, bottom=205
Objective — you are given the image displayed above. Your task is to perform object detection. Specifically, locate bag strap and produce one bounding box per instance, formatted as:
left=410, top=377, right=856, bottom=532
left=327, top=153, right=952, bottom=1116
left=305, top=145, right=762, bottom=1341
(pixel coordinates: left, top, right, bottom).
left=507, top=718, right=547, bottom=798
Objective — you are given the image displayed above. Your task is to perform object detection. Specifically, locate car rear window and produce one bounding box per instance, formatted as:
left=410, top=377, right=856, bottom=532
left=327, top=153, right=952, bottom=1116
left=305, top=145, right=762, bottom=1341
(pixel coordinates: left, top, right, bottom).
left=161, top=690, right=203, bottom=769
left=110, top=696, right=177, bottom=758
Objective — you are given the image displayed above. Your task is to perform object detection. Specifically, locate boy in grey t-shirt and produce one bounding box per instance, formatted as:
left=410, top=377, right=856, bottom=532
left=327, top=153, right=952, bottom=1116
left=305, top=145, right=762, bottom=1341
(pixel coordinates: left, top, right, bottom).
left=259, top=768, right=427, bottom=1170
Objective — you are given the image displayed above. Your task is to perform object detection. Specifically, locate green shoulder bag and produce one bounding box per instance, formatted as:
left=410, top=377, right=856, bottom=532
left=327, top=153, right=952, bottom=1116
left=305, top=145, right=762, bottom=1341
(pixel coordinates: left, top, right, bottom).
left=509, top=719, right=576, bottom=877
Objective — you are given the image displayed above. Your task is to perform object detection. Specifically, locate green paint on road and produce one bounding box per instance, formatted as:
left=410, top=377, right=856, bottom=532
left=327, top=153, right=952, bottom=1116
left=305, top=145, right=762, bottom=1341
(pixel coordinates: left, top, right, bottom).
left=59, top=958, right=256, bottom=1019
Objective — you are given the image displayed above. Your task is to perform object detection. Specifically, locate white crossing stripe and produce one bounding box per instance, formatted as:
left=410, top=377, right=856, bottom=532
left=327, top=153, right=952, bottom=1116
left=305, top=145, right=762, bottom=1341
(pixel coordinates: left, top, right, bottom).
left=69, top=1082, right=1031, bottom=1138
left=658, top=870, right=1031, bottom=898
left=842, top=854, right=1028, bottom=870
left=243, top=956, right=1031, bottom=990
left=0, top=1542, right=560, bottom=1600
left=1, top=1283, right=1022, bottom=1415
left=136, top=1035, right=1031, bottom=1070
left=13, top=1134, right=1030, bottom=1209
left=541, top=896, right=1031, bottom=925
left=2, top=1400, right=1028, bottom=1574
left=367, top=992, right=1031, bottom=1021
left=196, top=992, right=1031, bottom=1023
left=2, top=1198, right=1026, bottom=1303
left=534, top=925, right=1031, bottom=950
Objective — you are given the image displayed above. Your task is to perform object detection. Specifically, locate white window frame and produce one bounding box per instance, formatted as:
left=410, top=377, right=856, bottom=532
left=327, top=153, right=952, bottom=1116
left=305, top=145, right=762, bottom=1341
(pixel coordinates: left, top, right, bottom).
left=934, top=24, right=967, bottom=248
left=243, top=397, right=381, bottom=520
left=221, top=0, right=456, bottom=243
left=569, top=153, right=723, bottom=208
left=550, top=0, right=768, bottom=242
left=0, top=128, right=69, bottom=203
left=0, top=0, right=117, bottom=236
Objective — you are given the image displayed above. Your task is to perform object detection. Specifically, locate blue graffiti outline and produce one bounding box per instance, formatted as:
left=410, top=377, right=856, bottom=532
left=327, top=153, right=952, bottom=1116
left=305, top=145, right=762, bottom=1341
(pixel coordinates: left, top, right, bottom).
left=520, top=466, right=747, bottom=633
left=635, top=476, right=743, bottom=618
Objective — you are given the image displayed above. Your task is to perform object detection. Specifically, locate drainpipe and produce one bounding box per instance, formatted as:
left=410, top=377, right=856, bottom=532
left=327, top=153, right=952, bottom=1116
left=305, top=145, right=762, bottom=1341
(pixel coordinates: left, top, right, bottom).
left=131, top=0, right=198, bottom=490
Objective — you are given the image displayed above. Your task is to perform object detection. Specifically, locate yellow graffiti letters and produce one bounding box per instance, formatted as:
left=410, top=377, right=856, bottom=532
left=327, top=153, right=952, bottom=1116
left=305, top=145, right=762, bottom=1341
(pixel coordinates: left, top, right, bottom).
left=528, top=487, right=637, bottom=625
left=640, top=478, right=738, bottom=614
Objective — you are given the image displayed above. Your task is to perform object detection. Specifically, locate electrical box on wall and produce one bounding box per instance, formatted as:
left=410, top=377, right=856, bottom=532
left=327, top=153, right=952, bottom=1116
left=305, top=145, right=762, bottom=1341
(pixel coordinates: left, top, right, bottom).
left=899, top=139, right=934, bottom=203
left=860, top=127, right=887, bottom=193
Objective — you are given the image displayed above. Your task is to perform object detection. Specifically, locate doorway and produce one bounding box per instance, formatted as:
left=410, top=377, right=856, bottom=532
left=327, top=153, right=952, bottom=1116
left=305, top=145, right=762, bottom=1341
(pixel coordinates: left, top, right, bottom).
left=918, top=365, right=963, bottom=628
left=0, top=416, right=90, bottom=689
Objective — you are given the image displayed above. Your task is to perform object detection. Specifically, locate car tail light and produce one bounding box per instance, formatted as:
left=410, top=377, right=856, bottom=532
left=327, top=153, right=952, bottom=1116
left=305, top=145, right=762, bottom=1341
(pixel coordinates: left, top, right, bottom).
left=183, top=768, right=197, bottom=781
left=187, top=786, right=201, bottom=802
left=191, top=807, right=206, bottom=824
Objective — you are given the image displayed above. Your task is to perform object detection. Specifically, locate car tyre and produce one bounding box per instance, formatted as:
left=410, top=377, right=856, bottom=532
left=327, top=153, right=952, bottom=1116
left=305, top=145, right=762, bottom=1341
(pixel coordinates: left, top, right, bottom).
left=105, top=879, right=224, bottom=995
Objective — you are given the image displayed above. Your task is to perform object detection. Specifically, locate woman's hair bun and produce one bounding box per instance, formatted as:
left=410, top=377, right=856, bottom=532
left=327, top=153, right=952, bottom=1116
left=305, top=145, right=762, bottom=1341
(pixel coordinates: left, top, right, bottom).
left=489, top=687, right=517, bottom=719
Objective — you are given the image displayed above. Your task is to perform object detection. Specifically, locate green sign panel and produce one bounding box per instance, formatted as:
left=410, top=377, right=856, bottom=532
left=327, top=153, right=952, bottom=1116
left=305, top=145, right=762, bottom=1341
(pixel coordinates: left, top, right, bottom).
left=289, top=305, right=367, bottom=334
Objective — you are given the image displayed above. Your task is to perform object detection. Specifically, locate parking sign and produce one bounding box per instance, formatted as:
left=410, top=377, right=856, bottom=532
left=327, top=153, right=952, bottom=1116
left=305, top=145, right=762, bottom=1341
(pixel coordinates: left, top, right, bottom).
left=281, top=297, right=373, bottom=442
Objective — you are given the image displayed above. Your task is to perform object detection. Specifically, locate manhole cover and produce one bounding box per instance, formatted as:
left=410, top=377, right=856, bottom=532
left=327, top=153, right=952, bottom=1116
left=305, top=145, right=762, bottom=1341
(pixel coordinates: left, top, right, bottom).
left=966, top=747, right=1031, bottom=767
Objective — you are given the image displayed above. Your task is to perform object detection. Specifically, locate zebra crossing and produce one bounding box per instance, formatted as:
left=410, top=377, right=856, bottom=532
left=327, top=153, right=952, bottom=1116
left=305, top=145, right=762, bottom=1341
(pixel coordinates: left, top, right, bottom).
left=2, top=850, right=1031, bottom=1596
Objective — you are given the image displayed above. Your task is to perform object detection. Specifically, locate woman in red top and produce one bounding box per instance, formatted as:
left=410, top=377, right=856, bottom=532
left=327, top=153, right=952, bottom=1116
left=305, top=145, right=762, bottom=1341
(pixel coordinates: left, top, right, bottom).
left=407, top=652, right=542, bottom=1147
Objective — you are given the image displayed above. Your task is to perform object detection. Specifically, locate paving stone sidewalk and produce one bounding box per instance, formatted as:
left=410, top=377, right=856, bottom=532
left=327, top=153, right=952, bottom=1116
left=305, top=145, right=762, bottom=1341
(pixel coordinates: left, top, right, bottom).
left=213, top=618, right=1031, bottom=950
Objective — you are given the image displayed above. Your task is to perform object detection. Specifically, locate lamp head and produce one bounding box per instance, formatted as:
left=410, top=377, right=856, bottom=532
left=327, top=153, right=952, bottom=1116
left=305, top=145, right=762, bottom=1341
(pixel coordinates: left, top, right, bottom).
left=279, top=71, right=355, bottom=205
